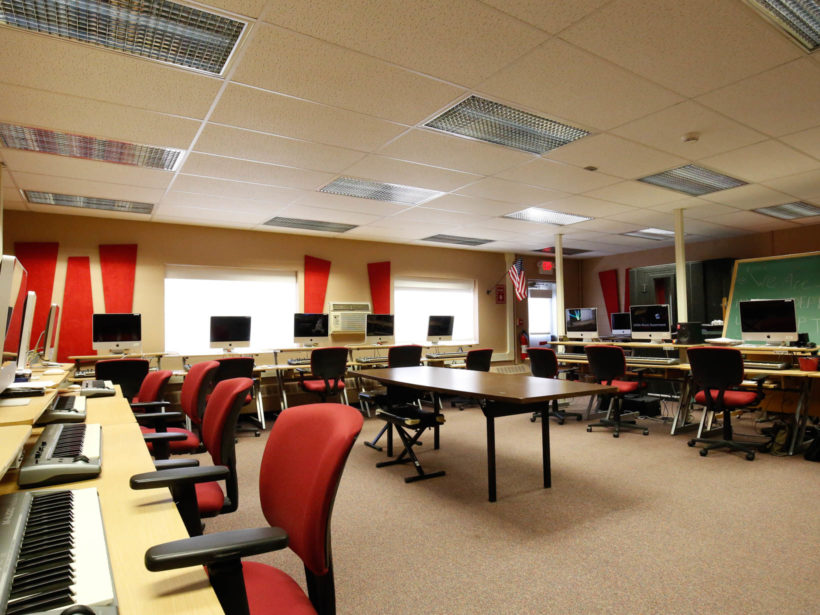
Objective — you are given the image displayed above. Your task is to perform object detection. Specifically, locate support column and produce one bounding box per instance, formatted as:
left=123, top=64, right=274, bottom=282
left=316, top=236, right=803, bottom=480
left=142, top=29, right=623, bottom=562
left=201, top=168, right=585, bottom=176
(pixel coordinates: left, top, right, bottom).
left=674, top=209, right=688, bottom=322
left=555, top=234, right=565, bottom=337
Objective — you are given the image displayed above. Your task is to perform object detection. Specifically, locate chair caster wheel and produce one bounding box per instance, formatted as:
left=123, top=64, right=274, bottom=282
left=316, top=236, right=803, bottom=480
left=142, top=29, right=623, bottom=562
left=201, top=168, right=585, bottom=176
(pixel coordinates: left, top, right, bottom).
left=746, top=452, right=755, bottom=461
left=558, top=419, right=565, bottom=425
left=530, top=416, right=536, bottom=423
left=576, top=415, right=583, bottom=421
left=613, top=432, right=619, bottom=438
left=642, top=429, right=649, bottom=436
left=700, top=449, right=708, bottom=457
left=586, top=426, right=592, bottom=432
left=687, top=440, right=696, bottom=447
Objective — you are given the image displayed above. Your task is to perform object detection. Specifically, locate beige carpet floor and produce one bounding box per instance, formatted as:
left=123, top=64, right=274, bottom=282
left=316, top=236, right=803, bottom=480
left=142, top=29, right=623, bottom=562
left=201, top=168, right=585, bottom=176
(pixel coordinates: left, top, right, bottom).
left=204, top=400, right=820, bottom=614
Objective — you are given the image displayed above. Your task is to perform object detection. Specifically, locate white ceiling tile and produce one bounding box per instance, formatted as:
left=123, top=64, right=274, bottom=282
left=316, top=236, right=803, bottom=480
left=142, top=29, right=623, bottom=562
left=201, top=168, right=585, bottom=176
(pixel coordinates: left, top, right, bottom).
left=456, top=177, right=566, bottom=205
left=762, top=169, right=820, bottom=202
left=605, top=209, right=675, bottom=227
left=649, top=196, right=710, bottom=213
left=495, top=159, right=620, bottom=194
left=181, top=153, right=335, bottom=190
left=199, top=0, right=267, bottom=18
left=340, top=155, right=480, bottom=192
left=480, top=0, right=610, bottom=34
left=540, top=195, right=636, bottom=218
left=474, top=216, right=563, bottom=235
left=697, top=184, right=795, bottom=210
left=583, top=181, right=684, bottom=208
left=780, top=126, right=820, bottom=160
left=278, top=204, right=381, bottom=226
left=349, top=222, right=452, bottom=239
left=155, top=206, right=268, bottom=225
left=448, top=225, right=520, bottom=241
left=11, top=171, right=165, bottom=204
left=707, top=210, right=800, bottom=231
left=25, top=201, right=150, bottom=221
left=172, top=175, right=302, bottom=203
left=699, top=140, right=819, bottom=183
left=681, top=203, right=740, bottom=219
left=390, top=207, right=489, bottom=226
left=289, top=191, right=410, bottom=217
left=680, top=219, right=746, bottom=238
left=160, top=192, right=285, bottom=217
left=569, top=218, right=639, bottom=233
left=478, top=38, right=682, bottom=131
left=418, top=194, right=519, bottom=217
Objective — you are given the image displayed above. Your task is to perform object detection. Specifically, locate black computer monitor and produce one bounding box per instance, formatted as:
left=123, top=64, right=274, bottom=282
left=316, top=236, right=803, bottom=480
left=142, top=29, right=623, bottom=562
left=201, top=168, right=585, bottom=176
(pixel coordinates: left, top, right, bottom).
left=565, top=307, right=598, bottom=340
left=739, top=298, right=798, bottom=345
left=610, top=312, right=631, bottom=337
left=630, top=304, right=671, bottom=341
left=93, top=313, right=143, bottom=354
left=40, top=303, right=60, bottom=361
left=426, top=315, right=454, bottom=344
left=293, top=313, right=329, bottom=346
left=366, top=314, right=395, bottom=345
left=209, top=315, right=251, bottom=351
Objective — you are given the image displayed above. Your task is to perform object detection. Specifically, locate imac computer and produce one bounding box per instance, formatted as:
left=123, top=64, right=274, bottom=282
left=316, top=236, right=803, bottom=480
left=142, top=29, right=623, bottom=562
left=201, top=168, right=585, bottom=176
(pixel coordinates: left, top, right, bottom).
left=610, top=312, right=631, bottom=337
left=0, top=256, right=27, bottom=394
left=366, top=314, right=395, bottom=345
left=565, top=308, right=598, bottom=341
left=293, top=313, right=329, bottom=347
left=739, top=299, right=798, bottom=345
left=15, top=292, right=36, bottom=370
left=630, top=304, right=671, bottom=342
left=426, top=315, right=454, bottom=344
left=93, top=313, right=143, bottom=354
left=40, top=304, right=61, bottom=362
left=209, top=315, right=251, bottom=352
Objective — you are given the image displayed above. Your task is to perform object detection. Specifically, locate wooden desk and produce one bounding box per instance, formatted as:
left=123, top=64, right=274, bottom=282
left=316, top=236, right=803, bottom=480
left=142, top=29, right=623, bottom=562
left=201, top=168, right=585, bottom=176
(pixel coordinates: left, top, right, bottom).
left=0, top=424, right=31, bottom=477
left=69, top=352, right=167, bottom=369
left=355, top=366, right=615, bottom=501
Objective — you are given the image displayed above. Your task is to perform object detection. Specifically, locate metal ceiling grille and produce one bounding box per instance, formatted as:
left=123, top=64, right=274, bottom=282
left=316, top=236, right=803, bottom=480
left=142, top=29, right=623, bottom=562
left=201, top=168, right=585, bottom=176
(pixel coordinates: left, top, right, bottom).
left=319, top=177, right=443, bottom=205
left=264, top=217, right=357, bottom=233
left=755, top=201, right=820, bottom=219
left=623, top=228, right=677, bottom=241
left=0, top=123, right=182, bottom=170
left=426, top=95, right=590, bottom=154
left=504, top=207, right=591, bottom=225
left=744, top=0, right=820, bottom=52
left=25, top=190, right=153, bottom=213
left=535, top=247, right=589, bottom=255
left=0, top=0, right=245, bottom=75
left=422, top=234, right=493, bottom=246
left=638, top=165, right=746, bottom=195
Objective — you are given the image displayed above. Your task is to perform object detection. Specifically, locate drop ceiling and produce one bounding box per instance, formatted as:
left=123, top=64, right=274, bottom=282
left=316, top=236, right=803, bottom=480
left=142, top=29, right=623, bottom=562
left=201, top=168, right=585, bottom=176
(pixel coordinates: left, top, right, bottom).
left=1, top=0, right=819, bottom=258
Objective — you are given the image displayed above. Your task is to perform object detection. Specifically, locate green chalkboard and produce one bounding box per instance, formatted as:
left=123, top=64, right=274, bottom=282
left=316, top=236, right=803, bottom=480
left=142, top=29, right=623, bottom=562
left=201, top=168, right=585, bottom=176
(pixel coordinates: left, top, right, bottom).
left=724, top=252, right=820, bottom=343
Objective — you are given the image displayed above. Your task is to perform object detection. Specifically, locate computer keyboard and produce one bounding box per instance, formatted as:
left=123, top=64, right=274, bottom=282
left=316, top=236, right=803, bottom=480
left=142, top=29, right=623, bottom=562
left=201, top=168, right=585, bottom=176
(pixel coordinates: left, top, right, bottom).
left=287, top=357, right=311, bottom=366
left=626, top=356, right=680, bottom=365
left=744, top=360, right=789, bottom=370
left=358, top=356, right=388, bottom=364
left=426, top=352, right=466, bottom=359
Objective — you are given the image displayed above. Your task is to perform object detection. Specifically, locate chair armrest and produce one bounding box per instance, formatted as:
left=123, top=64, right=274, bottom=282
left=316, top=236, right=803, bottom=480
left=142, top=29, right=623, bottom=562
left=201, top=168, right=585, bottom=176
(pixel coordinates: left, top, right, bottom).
left=631, top=367, right=649, bottom=375
left=130, top=465, right=230, bottom=490
left=131, top=401, right=171, bottom=412
left=154, top=458, right=199, bottom=470
left=145, top=527, right=289, bottom=572
left=142, top=431, right=188, bottom=443
left=135, top=412, right=185, bottom=431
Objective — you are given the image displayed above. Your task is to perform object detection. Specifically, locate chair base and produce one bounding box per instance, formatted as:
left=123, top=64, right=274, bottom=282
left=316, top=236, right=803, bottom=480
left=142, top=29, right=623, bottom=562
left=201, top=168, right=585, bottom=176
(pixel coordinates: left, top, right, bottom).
left=375, top=413, right=444, bottom=483
left=687, top=437, right=760, bottom=461
left=586, top=418, right=648, bottom=438
left=530, top=409, right=584, bottom=425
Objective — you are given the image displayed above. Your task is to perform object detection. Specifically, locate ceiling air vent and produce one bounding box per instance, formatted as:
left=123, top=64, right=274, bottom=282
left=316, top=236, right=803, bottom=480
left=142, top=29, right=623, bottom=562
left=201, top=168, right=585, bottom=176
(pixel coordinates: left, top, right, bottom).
left=755, top=201, right=820, bottom=219
left=25, top=191, right=153, bottom=214
left=744, top=0, right=820, bottom=53
left=426, top=95, right=589, bottom=154
left=320, top=177, right=443, bottom=205
left=638, top=165, right=746, bottom=196
left=264, top=217, right=357, bottom=233
left=622, top=228, right=678, bottom=241
left=422, top=234, right=494, bottom=246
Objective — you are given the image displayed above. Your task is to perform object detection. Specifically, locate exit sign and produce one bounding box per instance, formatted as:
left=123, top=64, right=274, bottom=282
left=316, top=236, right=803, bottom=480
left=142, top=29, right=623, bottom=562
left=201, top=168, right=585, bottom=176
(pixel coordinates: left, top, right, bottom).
left=537, top=260, right=554, bottom=273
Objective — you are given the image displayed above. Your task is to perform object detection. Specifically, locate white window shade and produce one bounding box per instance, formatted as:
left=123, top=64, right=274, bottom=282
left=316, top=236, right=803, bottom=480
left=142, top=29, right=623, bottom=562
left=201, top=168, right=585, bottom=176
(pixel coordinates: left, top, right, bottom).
left=394, top=277, right=476, bottom=344
left=164, top=265, right=297, bottom=354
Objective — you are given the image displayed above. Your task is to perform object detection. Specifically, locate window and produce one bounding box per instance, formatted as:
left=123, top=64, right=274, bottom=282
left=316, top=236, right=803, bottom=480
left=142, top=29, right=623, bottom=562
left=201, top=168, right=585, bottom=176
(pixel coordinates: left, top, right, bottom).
left=393, top=277, right=476, bottom=344
left=164, top=265, right=297, bottom=353
left=528, top=282, right=556, bottom=338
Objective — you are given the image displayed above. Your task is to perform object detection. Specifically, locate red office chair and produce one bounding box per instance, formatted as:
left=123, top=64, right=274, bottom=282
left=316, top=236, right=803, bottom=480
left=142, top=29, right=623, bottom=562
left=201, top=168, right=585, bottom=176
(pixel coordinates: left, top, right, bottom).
left=94, top=358, right=150, bottom=400
left=143, top=403, right=364, bottom=615
left=451, top=348, right=493, bottom=410
left=527, top=347, right=583, bottom=424
left=214, top=356, right=263, bottom=434
left=298, top=347, right=349, bottom=404
left=130, top=377, right=254, bottom=536
left=686, top=346, right=767, bottom=460
left=584, top=345, right=648, bottom=437
left=131, top=369, right=173, bottom=405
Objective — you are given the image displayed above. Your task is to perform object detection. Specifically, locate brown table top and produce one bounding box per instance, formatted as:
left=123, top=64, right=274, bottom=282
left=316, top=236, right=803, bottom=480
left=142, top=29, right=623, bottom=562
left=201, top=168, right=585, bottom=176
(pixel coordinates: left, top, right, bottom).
left=354, top=365, right=615, bottom=404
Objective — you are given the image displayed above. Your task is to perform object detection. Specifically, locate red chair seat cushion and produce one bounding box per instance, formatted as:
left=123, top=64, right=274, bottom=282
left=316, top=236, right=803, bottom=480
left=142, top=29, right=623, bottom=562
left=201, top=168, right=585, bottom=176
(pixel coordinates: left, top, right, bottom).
left=243, top=561, right=316, bottom=615
left=612, top=379, right=640, bottom=394
left=695, top=389, right=758, bottom=407
left=195, top=481, right=225, bottom=515
left=301, top=380, right=345, bottom=393
left=140, top=426, right=200, bottom=454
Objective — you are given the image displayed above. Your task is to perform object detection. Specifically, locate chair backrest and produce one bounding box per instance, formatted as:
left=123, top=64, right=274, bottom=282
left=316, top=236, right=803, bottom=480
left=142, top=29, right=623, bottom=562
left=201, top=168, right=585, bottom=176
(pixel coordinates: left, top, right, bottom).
left=133, top=370, right=172, bottom=403
left=95, top=358, right=150, bottom=400
left=310, top=347, right=348, bottom=380
left=213, top=356, right=255, bottom=383
left=259, top=403, right=363, bottom=612
left=387, top=344, right=422, bottom=367
left=527, top=347, right=558, bottom=379
left=180, top=360, right=220, bottom=425
left=687, top=346, right=745, bottom=390
left=584, top=345, right=626, bottom=384
left=466, top=348, right=493, bottom=372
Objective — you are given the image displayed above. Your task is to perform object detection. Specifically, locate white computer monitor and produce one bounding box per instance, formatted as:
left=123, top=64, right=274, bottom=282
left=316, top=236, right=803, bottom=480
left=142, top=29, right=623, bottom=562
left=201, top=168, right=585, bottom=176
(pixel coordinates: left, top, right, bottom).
left=565, top=307, right=598, bottom=341
left=426, top=315, right=454, bottom=344
left=0, top=255, right=28, bottom=394
left=739, top=298, right=798, bottom=345
left=366, top=314, right=395, bottom=345
left=15, top=291, right=36, bottom=370
left=610, top=311, right=631, bottom=337
left=93, top=313, right=143, bottom=354
left=630, top=304, right=671, bottom=342
left=209, top=315, right=251, bottom=351
left=41, top=303, right=60, bottom=361
left=293, top=313, right=329, bottom=347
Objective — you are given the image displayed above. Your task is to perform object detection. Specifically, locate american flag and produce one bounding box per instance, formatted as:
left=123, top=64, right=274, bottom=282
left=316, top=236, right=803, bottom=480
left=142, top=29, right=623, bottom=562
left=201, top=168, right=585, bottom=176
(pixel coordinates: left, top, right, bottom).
left=508, top=258, right=527, bottom=301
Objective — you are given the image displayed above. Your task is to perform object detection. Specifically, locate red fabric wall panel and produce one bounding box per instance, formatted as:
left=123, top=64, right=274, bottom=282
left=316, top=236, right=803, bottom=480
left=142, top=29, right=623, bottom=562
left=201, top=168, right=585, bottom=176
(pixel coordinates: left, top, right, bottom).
left=598, top=269, right=620, bottom=322
left=99, top=244, right=137, bottom=313
left=59, top=257, right=94, bottom=362
left=13, top=242, right=58, bottom=351
left=367, top=261, right=391, bottom=314
left=304, top=256, right=331, bottom=313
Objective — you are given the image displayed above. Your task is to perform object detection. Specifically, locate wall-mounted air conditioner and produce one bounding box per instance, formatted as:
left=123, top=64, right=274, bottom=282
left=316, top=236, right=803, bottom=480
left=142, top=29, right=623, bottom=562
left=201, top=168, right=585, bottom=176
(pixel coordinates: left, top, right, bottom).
left=329, top=301, right=371, bottom=333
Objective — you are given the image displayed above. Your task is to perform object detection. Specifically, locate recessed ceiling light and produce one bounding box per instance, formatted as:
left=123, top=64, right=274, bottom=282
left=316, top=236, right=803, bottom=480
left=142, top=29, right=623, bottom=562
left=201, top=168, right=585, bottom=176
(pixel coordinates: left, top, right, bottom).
left=504, top=208, right=591, bottom=226
left=422, top=234, right=494, bottom=246
left=0, top=0, right=246, bottom=75
left=744, top=0, right=820, bottom=52
left=755, top=201, right=820, bottom=219
left=264, top=217, right=356, bottom=233
left=426, top=95, right=590, bottom=155
left=638, top=164, right=746, bottom=195
left=623, top=228, right=678, bottom=240
left=320, top=177, right=443, bottom=206
left=535, top=247, right=589, bottom=255
left=0, top=123, right=183, bottom=170
left=25, top=191, right=153, bottom=214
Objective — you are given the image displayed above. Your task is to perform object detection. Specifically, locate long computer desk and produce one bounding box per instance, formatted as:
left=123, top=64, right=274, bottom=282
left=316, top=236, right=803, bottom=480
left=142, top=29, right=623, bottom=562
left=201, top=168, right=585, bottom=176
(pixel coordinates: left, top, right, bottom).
left=355, top=365, right=616, bottom=502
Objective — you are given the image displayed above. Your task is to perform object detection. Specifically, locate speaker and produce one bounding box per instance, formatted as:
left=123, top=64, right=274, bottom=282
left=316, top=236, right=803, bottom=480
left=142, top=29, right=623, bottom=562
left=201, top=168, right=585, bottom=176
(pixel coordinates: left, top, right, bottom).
left=677, top=322, right=704, bottom=344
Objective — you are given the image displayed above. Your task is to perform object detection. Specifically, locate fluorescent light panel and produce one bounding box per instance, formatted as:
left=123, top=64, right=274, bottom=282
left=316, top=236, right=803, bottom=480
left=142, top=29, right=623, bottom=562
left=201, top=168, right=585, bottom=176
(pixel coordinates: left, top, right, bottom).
left=638, top=164, right=747, bottom=195
left=264, top=217, right=356, bottom=233
left=535, top=247, right=589, bottom=255
left=0, top=123, right=182, bottom=170
left=426, top=95, right=590, bottom=154
left=504, top=208, right=591, bottom=226
left=744, top=0, right=820, bottom=52
left=0, top=0, right=245, bottom=75
left=623, top=228, right=677, bottom=240
left=320, top=177, right=443, bottom=205
left=25, top=190, right=153, bottom=214
left=755, top=201, right=820, bottom=219
left=422, top=234, right=494, bottom=246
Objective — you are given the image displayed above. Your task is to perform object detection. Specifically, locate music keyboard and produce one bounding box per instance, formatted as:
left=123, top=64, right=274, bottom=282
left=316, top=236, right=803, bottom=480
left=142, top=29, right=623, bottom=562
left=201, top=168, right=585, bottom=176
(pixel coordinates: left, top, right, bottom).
left=18, top=424, right=102, bottom=488
left=36, top=395, right=87, bottom=426
left=556, top=353, right=587, bottom=361
left=744, top=361, right=789, bottom=370
left=286, top=358, right=311, bottom=366
left=425, top=352, right=466, bottom=359
left=358, top=356, right=388, bottom=364
left=626, top=356, right=680, bottom=365
left=0, top=488, right=117, bottom=615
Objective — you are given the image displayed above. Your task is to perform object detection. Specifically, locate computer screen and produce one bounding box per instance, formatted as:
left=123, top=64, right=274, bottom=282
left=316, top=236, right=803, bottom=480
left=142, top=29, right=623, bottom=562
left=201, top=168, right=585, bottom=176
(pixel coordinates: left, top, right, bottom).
left=209, top=315, right=252, bottom=351
left=366, top=314, right=395, bottom=345
left=630, top=304, right=671, bottom=341
left=739, top=299, right=798, bottom=345
left=565, top=308, right=598, bottom=340
left=15, top=292, right=36, bottom=369
left=293, top=313, right=329, bottom=346
left=93, top=313, right=143, bottom=354
left=610, top=312, right=631, bottom=337
left=426, top=315, right=454, bottom=343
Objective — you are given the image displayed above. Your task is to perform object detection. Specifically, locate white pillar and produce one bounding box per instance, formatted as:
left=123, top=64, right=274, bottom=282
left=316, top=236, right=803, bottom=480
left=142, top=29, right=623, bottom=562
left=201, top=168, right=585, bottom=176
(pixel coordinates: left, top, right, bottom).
left=674, top=208, right=688, bottom=322
left=555, top=234, right=565, bottom=337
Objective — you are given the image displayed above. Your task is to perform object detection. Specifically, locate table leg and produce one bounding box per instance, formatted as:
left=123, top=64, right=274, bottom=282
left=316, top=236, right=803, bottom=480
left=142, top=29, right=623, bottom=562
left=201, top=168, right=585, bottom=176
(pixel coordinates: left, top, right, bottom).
left=789, top=378, right=811, bottom=456
left=433, top=392, right=441, bottom=450
left=542, top=402, right=552, bottom=489
left=486, top=414, right=496, bottom=502
left=277, top=370, right=289, bottom=412
left=671, top=373, right=694, bottom=435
